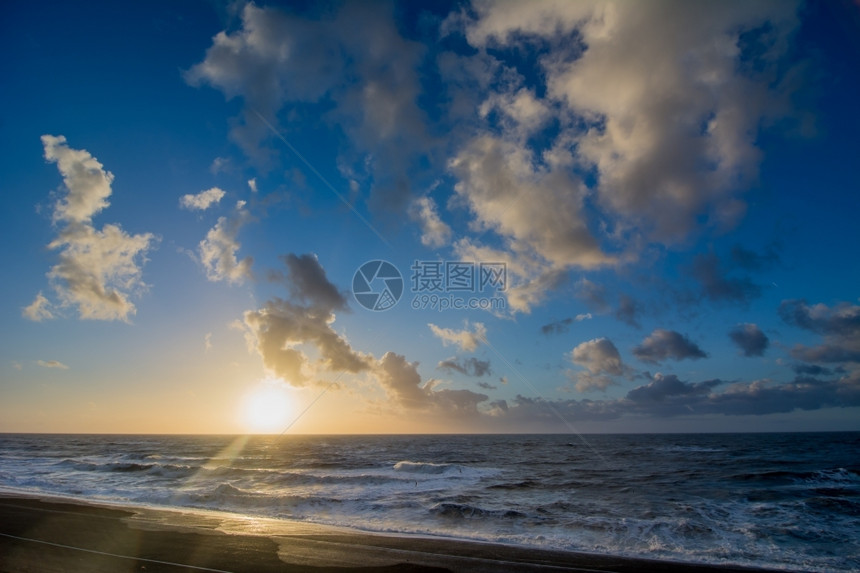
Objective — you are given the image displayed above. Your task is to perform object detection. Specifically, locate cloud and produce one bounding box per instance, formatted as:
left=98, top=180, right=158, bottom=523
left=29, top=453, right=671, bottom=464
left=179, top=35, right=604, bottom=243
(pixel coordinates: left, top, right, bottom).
left=780, top=300, right=860, bottom=363
left=241, top=254, right=369, bottom=386
left=476, top=381, right=497, bottom=390
left=180, top=187, right=226, bottom=210
left=730, top=244, right=780, bottom=272
left=41, top=134, right=113, bottom=224
left=428, top=321, right=487, bottom=352
left=464, top=1, right=801, bottom=243
left=277, top=253, right=348, bottom=311
left=437, top=357, right=492, bottom=377
left=688, top=252, right=761, bottom=305
left=37, top=360, right=69, bottom=370
left=729, top=323, right=769, bottom=357
left=450, top=135, right=612, bottom=271
left=568, top=337, right=629, bottom=392
left=199, top=202, right=253, bottom=284
left=186, top=2, right=429, bottom=210
left=633, top=329, right=708, bottom=364
left=204, top=332, right=212, bottom=352
left=22, top=292, right=54, bottom=321
left=540, top=313, right=591, bottom=336
left=615, top=294, right=641, bottom=328
left=574, top=279, right=610, bottom=313
left=375, top=352, right=488, bottom=414
left=627, top=373, right=722, bottom=405
left=489, top=371, right=859, bottom=425
left=409, top=196, right=452, bottom=248
left=28, top=136, right=156, bottom=321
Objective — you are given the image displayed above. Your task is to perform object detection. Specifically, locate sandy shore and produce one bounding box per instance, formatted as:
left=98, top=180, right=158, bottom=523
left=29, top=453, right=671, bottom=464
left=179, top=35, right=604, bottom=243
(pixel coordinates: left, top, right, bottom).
left=0, top=493, right=787, bottom=573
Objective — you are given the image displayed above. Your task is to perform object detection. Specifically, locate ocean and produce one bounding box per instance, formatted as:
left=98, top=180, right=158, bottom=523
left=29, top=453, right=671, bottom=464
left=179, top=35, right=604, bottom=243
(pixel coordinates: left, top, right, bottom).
left=0, top=432, right=857, bottom=571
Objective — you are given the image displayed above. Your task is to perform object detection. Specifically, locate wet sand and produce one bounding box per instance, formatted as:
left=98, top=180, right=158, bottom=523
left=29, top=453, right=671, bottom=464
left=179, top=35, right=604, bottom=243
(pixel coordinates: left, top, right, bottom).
left=0, top=494, right=787, bottom=572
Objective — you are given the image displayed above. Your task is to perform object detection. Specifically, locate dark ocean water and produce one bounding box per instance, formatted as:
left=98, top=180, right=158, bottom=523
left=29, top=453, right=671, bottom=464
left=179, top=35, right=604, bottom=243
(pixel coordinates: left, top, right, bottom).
left=0, top=432, right=857, bottom=571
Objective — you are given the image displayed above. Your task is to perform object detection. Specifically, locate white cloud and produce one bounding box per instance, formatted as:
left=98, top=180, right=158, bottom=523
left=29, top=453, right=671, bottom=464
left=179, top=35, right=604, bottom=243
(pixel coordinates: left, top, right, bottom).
left=180, top=187, right=226, bottom=210
left=199, top=202, right=253, bottom=284
left=428, top=321, right=487, bottom=352
left=37, top=360, right=69, bottom=370
left=465, top=0, right=800, bottom=243
left=31, top=136, right=156, bottom=322
left=409, top=196, right=452, bottom=248
left=22, top=292, right=54, bottom=321
left=450, top=135, right=612, bottom=270
left=41, top=135, right=113, bottom=224
left=247, top=178, right=258, bottom=193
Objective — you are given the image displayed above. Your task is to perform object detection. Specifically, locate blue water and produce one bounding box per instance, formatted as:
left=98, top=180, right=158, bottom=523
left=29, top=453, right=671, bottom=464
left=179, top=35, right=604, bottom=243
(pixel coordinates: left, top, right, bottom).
left=1, top=432, right=858, bottom=571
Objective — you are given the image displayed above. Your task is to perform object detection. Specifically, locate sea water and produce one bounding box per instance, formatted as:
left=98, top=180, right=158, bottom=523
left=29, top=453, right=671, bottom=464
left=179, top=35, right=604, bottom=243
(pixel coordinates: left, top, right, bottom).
left=0, top=432, right=857, bottom=571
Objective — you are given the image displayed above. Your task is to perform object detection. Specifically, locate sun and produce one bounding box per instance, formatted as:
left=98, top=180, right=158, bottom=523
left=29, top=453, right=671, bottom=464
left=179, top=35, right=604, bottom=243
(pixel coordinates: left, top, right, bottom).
left=241, top=382, right=294, bottom=433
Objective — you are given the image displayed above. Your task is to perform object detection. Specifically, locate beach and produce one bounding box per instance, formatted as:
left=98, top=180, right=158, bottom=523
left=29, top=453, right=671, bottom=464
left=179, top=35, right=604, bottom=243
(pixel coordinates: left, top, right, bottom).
left=0, top=493, right=791, bottom=573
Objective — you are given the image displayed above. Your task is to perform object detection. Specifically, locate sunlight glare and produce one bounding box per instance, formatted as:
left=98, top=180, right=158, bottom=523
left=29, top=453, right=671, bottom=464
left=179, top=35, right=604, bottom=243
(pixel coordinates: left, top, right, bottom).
left=241, top=382, right=293, bottom=433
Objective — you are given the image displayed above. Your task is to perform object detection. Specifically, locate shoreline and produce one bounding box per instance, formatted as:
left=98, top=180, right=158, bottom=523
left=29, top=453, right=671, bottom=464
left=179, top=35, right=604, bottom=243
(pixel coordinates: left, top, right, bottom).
left=0, top=492, right=793, bottom=573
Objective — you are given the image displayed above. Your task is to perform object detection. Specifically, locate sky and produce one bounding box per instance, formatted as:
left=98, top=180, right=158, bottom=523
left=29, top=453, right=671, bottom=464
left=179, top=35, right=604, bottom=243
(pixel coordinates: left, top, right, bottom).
left=1, top=0, right=859, bottom=434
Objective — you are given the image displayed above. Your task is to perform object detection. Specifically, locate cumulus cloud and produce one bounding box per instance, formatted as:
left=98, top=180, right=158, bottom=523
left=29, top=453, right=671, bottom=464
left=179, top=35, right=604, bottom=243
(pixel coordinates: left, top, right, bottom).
left=241, top=253, right=369, bottom=386
left=633, top=329, right=708, bottom=364
left=409, top=196, right=452, bottom=248
left=27, top=135, right=156, bottom=322
left=199, top=202, right=253, bottom=284
left=437, top=357, right=492, bottom=377
left=37, top=360, right=69, bottom=370
left=428, top=321, right=487, bottom=352
left=375, top=352, right=488, bottom=414
left=464, top=1, right=800, bottom=243
left=450, top=135, right=612, bottom=270
left=568, top=337, right=630, bottom=392
left=780, top=300, right=860, bottom=363
left=729, top=323, right=769, bottom=357
left=180, top=187, right=226, bottom=210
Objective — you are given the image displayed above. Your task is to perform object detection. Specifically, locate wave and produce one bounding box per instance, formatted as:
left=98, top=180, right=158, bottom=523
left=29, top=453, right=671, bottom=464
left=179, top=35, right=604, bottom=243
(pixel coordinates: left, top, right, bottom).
left=431, top=502, right=527, bottom=520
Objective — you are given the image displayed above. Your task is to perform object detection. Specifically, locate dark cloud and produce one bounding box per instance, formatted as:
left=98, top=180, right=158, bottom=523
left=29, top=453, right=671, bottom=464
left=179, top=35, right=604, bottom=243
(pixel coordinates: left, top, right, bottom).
left=729, top=323, right=769, bottom=357
left=541, top=317, right=574, bottom=336
left=476, top=381, right=497, bottom=390
left=278, top=254, right=348, bottom=311
left=780, top=300, right=860, bottom=364
left=540, top=314, right=591, bottom=336
left=730, top=244, right=780, bottom=272
left=633, top=329, right=708, bottom=364
left=437, top=357, right=492, bottom=377
left=791, top=363, right=842, bottom=376
left=615, top=294, right=641, bottom=328
left=627, top=374, right=722, bottom=404
left=688, top=252, right=761, bottom=305
left=489, top=372, right=860, bottom=424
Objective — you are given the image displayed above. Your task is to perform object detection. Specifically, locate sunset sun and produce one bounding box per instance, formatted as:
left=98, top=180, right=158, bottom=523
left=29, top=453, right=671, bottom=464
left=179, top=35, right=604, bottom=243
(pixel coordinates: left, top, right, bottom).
left=241, top=383, right=293, bottom=434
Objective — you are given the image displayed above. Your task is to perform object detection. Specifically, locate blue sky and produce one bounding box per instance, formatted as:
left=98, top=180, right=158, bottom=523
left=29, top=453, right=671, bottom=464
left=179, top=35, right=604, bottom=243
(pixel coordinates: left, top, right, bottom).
left=1, top=0, right=858, bottom=434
